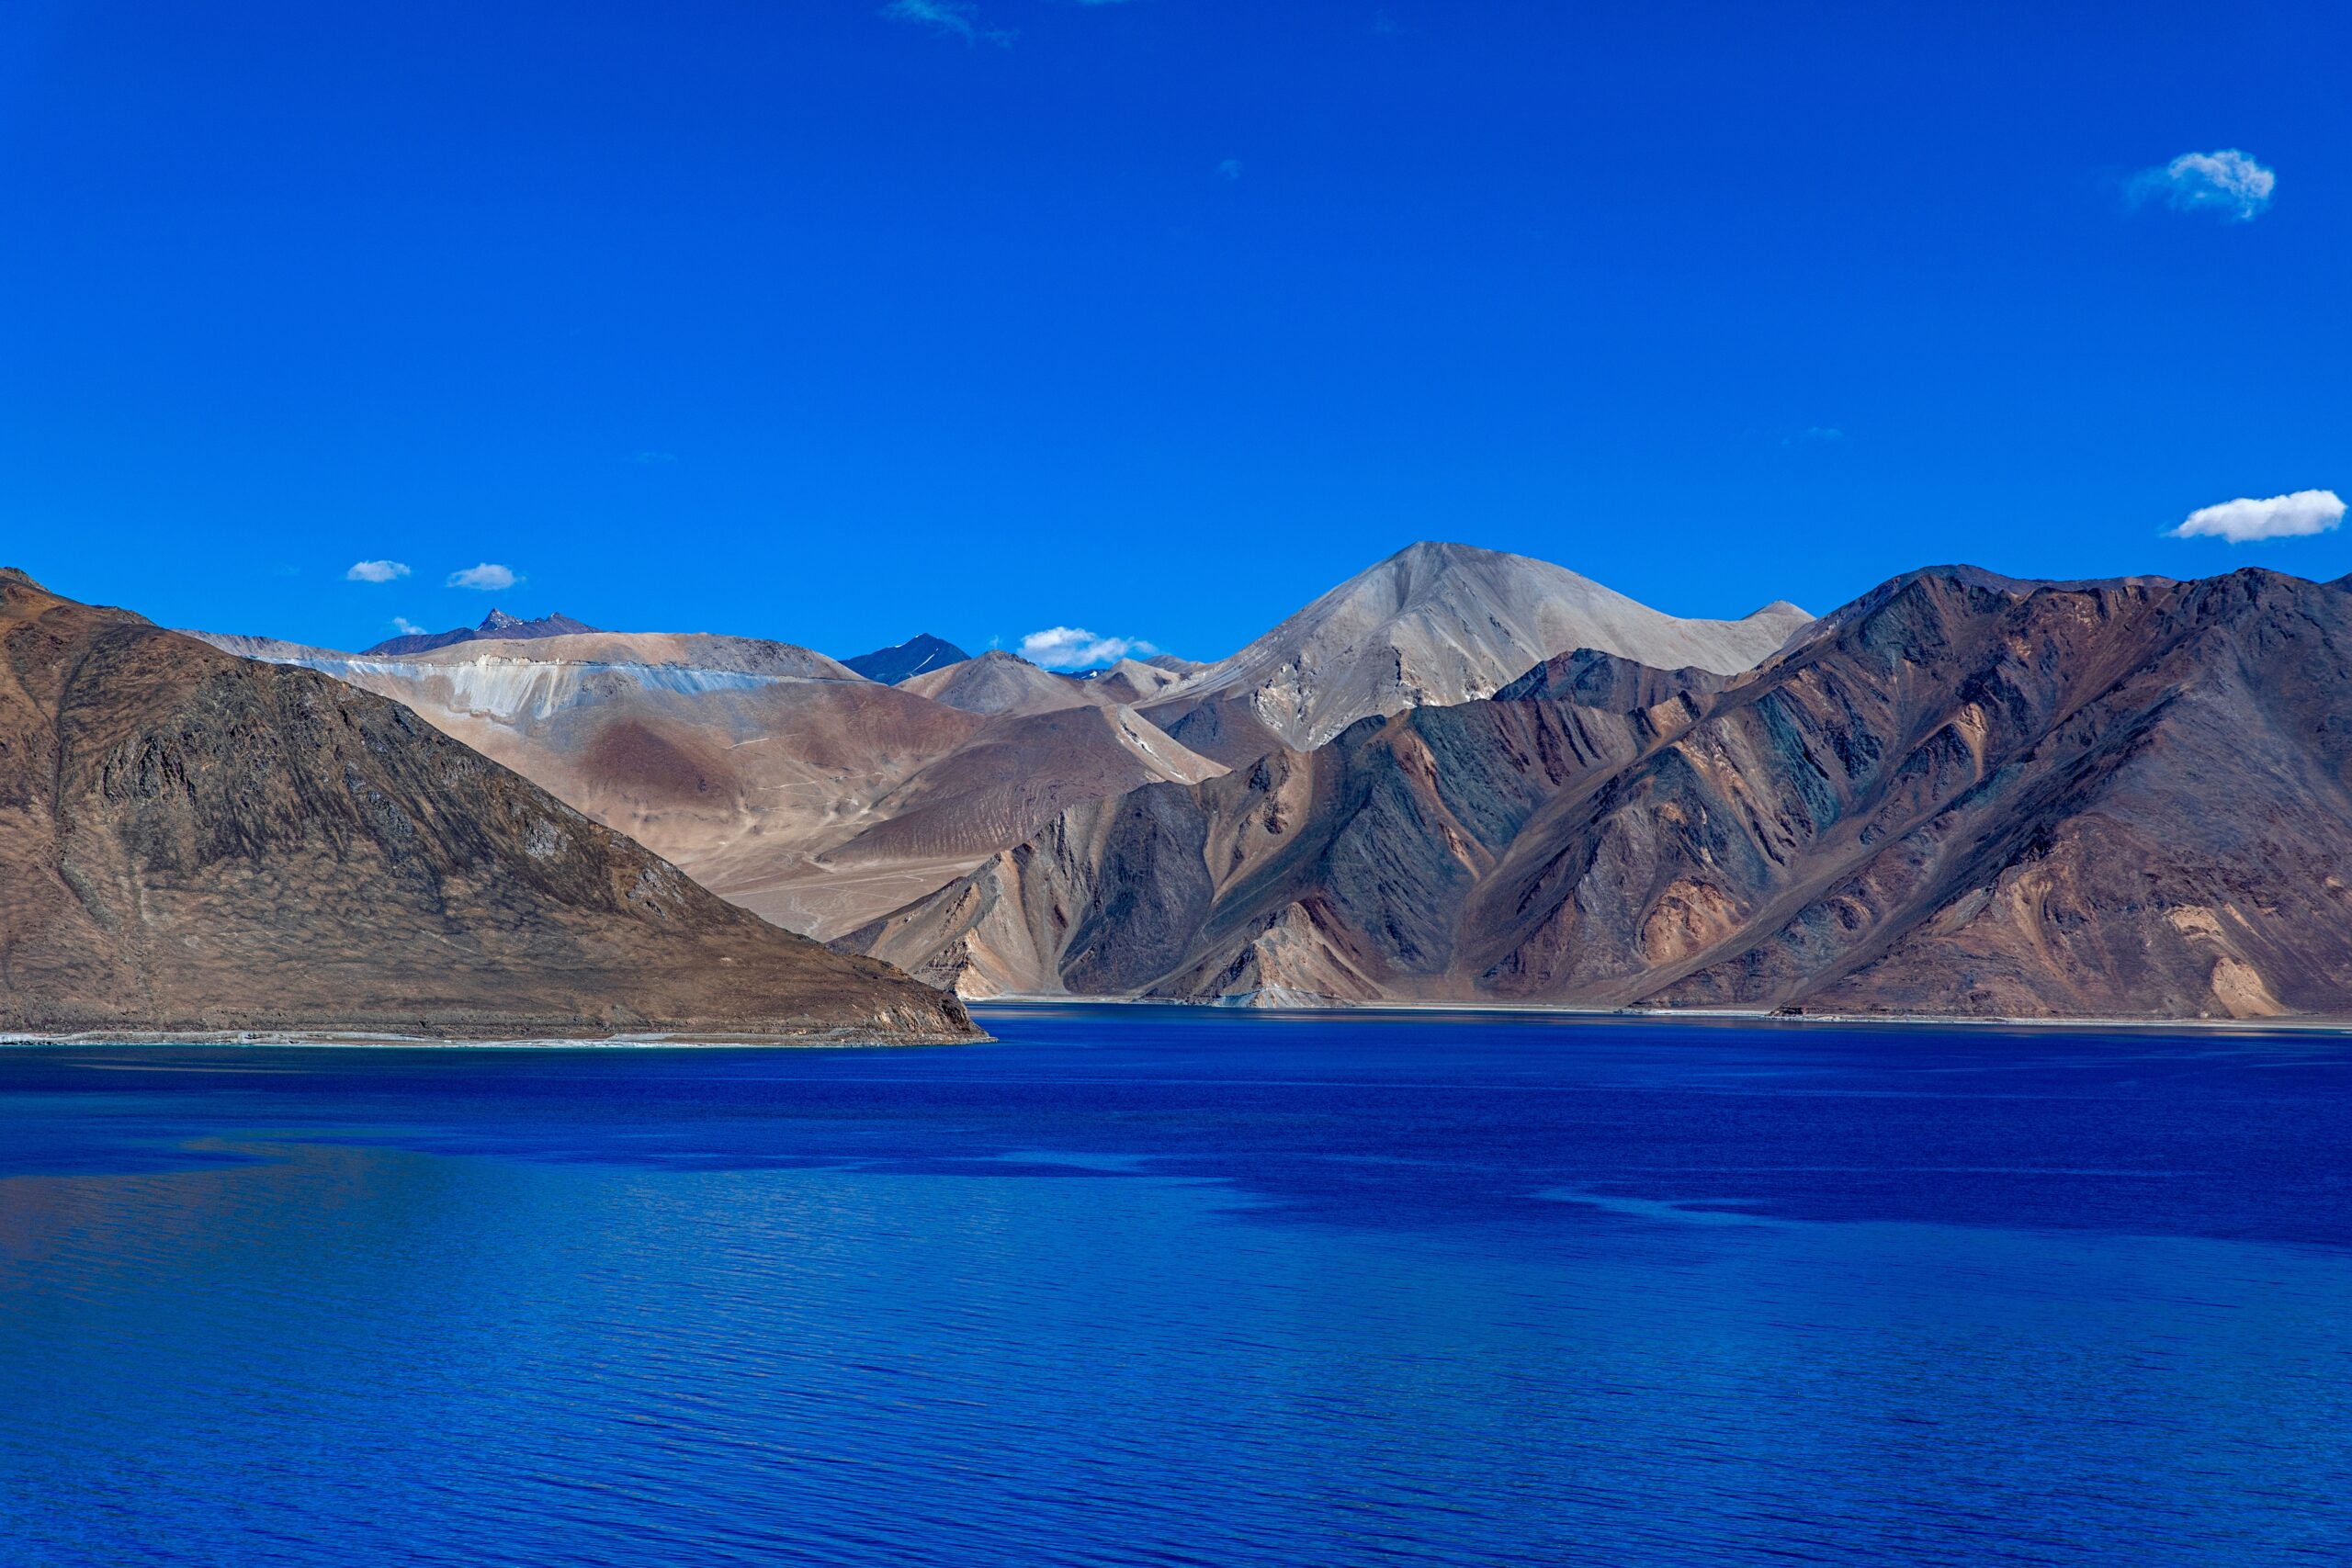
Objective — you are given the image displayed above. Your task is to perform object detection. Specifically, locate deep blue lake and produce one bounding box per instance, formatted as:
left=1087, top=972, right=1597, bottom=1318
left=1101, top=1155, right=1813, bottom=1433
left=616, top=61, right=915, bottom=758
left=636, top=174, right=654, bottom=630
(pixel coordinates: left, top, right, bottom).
left=1, top=1007, right=2347, bottom=1566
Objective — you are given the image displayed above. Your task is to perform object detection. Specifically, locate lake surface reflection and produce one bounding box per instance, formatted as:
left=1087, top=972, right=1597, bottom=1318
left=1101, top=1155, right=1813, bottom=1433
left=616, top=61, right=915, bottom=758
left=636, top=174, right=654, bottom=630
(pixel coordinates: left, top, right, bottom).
left=2, top=1008, right=2346, bottom=1565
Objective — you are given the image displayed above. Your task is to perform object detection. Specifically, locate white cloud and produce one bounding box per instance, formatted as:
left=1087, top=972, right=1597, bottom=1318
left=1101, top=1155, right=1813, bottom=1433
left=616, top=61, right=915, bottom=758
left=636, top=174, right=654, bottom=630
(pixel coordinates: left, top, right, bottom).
left=390, top=616, right=428, bottom=636
left=2131, top=150, right=2276, bottom=221
left=883, top=0, right=1012, bottom=44
left=1019, top=626, right=1159, bottom=669
left=345, top=559, right=411, bottom=583
left=2168, top=489, right=2344, bottom=544
left=447, top=562, right=521, bottom=591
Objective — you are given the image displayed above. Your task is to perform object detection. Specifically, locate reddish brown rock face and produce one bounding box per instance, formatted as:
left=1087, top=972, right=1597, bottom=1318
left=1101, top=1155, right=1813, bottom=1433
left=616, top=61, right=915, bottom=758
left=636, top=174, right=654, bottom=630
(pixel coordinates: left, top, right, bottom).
left=846, top=568, right=2352, bottom=1021
left=0, top=570, right=978, bottom=1043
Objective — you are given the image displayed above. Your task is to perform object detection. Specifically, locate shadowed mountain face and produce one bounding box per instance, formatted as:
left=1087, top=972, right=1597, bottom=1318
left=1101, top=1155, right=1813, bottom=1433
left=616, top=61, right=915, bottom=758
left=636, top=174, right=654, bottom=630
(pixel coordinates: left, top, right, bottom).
left=847, top=567, right=2352, bottom=1022
left=1138, top=541, right=1811, bottom=760
left=364, top=608, right=602, bottom=657
left=842, top=633, right=968, bottom=684
left=0, top=571, right=976, bottom=1043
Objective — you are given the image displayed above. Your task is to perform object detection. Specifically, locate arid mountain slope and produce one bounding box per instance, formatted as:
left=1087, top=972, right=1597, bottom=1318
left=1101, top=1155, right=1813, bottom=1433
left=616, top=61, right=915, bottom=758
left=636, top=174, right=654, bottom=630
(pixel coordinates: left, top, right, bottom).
left=899, top=650, right=1100, bottom=716
left=193, top=627, right=1224, bottom=939
left=1083, top=658, right=1190, bottom=705
left=0, top=570, right=976, bottom=1042
left=1140, top=540, right=1810, bottom=757
left=849, top=567, right=2352, bottom=1021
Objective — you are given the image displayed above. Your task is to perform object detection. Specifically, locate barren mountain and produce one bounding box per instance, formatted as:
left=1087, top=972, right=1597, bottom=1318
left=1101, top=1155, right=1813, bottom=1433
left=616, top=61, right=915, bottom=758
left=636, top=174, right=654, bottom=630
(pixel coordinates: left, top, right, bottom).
left=1083, top=658, right=1190, bottom=705
left=848, top=566, right=2352, bottom=1022
left=842, top=633, right=968, bottom=683
left=0, top=570, right=976, bottom=1043
left=1140, top=541, right=1810, bottom=759
left=365, top=607, right=602, bottom=657
left=899, top=650, right=1099, bottom=716
left=196, top=627, right=1226, bottom=939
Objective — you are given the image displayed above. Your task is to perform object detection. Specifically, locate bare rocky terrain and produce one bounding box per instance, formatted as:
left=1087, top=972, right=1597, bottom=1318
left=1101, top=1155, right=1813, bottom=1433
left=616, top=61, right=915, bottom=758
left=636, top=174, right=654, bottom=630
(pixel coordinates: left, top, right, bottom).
left=5, top=570, right=978, bottom=1043
left=846, top=566, right=2352, bottom=1022
left=188, top=542, right=1820, bottom=944
left=1136, top=540, right=1812, bottom=760
left=897, top=649, right=1103, bottom=716
left=191, top=627, right=1226, bottom=939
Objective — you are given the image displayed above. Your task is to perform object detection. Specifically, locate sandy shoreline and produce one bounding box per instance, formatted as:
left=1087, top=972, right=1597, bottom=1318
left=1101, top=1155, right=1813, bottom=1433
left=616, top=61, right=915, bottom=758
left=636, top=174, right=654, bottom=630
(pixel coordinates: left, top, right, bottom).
left=965, top=993, right=2352, bottom=1035
left=6, top=998, right=2347, bottom=1046
left=0, top=1028, right=986, bottom=1050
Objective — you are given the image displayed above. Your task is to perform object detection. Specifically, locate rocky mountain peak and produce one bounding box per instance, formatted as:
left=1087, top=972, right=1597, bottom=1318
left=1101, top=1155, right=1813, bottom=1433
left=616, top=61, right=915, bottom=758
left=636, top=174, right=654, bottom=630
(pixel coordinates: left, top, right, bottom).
left=362, top=609, right=603, bottom=658
left=1147, top=542, right=1815, bottom=753
left=842, top=633, right=970, bottom=684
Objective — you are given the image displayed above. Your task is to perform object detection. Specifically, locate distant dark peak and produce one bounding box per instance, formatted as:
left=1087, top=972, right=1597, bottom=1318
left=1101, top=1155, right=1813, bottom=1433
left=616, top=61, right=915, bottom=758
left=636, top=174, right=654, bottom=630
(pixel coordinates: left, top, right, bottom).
left=473, top=608, right=598, bottom=639
left=1495, top=648, right=1728, bottom=710
left=362, top=609, right=602, bottom=658
left=841, top=633, right=971, bottom=684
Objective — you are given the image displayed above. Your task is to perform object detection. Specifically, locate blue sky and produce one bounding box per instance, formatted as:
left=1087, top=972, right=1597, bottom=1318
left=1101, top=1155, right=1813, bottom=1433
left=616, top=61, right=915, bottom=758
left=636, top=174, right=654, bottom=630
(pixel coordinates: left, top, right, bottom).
left=2, top=0, right=2345, bottom=662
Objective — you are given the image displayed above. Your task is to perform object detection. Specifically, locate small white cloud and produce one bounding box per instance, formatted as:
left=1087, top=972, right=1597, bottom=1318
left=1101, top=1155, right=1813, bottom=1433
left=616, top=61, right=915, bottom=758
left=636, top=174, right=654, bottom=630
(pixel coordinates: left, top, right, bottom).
left=2168, top=489, right=2344, bottom=544
left=447, top=562, right=521, bottom=591
left=345, top=559, right=411, bottom=583
left=1019, top=626, right=1159, bottom=670
left=390, top=616, right=428, bottom=636
left=1782, top=425, right=1845, bottom=447
left=2130, top=150, right=2276, bottom=221
left=883, top=0, right=1012, bottom=44
left=1217, top=159, right=1243, bottom=182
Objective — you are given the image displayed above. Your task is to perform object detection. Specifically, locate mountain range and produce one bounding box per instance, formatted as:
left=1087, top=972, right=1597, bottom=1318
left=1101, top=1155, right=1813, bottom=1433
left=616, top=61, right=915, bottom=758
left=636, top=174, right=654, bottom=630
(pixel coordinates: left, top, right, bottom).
left=2, top=570, right=976, bottom=1043
left=185, top=627, right=1227, bottom=938
left=1134, top=540, right=1811, bottom=761
left=364, top=607, right=603, bottom=657
left=187, top=543, right=1802, bottom=944
left=119, top=536, right=2352, bottom=1026
left=847, top=564, right=2352, bottom=1021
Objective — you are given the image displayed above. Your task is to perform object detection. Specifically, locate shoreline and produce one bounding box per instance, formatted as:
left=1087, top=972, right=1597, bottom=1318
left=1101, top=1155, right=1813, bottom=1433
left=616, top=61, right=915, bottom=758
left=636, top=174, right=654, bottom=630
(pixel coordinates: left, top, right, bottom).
left=0, top=1027, right=988, bottom=1050
left=8, top=1000, right=2346, bottom=1045
left=964, top=993, right=2352, bottom=1035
